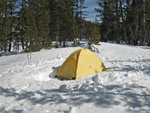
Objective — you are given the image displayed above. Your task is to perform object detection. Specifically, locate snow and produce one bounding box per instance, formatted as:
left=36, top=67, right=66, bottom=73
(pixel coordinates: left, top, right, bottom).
left=0, top=42, right=150, bottom=113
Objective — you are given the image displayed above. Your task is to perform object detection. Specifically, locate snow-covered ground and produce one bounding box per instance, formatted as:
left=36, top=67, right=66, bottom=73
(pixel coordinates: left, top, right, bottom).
left=0, top=42, right=150, bottom=113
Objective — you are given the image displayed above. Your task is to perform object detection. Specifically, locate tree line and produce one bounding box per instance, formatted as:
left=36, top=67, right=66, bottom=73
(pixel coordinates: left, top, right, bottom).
left=0, top=0, right=101, bottom=52
left=1, top=0, right=149, bottom=53
left=96, top=0, right=150, bottom=46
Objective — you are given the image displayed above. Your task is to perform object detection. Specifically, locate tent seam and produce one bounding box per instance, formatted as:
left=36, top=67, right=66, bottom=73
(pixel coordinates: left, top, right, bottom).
left=75, top=49, right=82, bottom=79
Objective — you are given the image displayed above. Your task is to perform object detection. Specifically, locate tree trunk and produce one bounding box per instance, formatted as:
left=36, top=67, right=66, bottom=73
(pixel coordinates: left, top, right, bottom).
left=8, top=41, right=11, bottom=52
left=120, top=0, right=124, bottom=22
left=63, top=40, right=66, bottom=47
left=143, top=0, right=146, bottom=30
left=143, top=0, right=146, bottom=45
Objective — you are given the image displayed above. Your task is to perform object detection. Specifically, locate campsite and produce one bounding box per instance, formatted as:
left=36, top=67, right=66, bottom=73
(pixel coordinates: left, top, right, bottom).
left=0, top=0, right=150, bottom=113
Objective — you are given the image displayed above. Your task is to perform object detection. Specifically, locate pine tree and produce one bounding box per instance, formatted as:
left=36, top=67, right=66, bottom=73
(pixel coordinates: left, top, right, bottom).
left=17, top=0, right=28, bottom=50
left=7, top=0, right=18, bottom=52
left=145, top=0, right=150, bottom=45
left=51, top=0, right=77, bottom=47
left=77, top=0, right=86, bottom=40
left=48, top=0, right=58, bottom=41
left=36, top=0, right=51, bottom=48
left=0, top=0, right=17, bottom=52
left=89, top=25, right=101, bottom=44
left=0, top=0, right=5, bottom=51
left=25, top=0, right=38, bottom=51
left=96, top=0, right=115, bottom=41
left=2, top=0, right=11, bottom=51
left=47, top=0, right=86, bottom=47
left=72, top=17, right=79, bottom=46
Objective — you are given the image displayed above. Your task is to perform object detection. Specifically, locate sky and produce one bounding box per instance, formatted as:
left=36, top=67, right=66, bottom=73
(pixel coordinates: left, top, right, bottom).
left=16, top=0, right=99, bottom=22
left=84, top=0, right=99, bottom=22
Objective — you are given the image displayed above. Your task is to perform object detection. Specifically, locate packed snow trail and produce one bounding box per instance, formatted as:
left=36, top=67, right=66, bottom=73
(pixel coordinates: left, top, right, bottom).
left=0, top=43, right=150, bottom=113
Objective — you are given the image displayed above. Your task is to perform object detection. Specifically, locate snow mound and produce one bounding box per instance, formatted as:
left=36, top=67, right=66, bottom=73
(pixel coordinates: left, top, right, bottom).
left=29, top=68, right=51, bottom=81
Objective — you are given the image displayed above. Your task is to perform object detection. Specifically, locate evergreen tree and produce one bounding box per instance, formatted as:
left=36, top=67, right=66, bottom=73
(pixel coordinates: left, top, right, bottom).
left=96, top=0, right=115, bottom=41
left=1, top=0, right=11, bottom=51
left=77, top=0, right=86, bottom=40
left=146, top=0, right=150, bottom=45
left=17, top=0, right=28, bottom=50
left=72, top=17, right=79, bottom=46
left=0, top=0, right=18, bottom=52
left=48, top=0, right=58, bottom=41
left=36, top=0, right=51, bottom=48
left=7, top=0, right=18, bottom=52
left=49, top=0, right=79, bottom=47
left=0, top=0, right=5, bottom=51
left=25, top=0, right=38, bottom=50
left=89, top=25, right=101, bottom=44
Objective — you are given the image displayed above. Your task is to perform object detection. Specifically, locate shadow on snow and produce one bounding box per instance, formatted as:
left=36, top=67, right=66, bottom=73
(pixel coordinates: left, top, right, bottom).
left=107, top=58, right=150, bottom=76
left=0, top=82, right=150, bottom=113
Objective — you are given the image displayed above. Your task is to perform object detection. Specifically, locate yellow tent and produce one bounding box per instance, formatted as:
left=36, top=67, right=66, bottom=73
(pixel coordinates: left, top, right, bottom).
left=56, top=49, right=106, bottom=80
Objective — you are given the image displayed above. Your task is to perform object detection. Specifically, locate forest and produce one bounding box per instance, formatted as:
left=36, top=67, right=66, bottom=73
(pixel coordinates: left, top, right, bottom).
left=96, top=0, right=150, bottom=46
left=0, top=0, right=150, bottom=52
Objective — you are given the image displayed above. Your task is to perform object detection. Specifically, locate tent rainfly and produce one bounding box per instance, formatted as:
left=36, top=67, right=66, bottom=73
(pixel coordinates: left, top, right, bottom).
left=56, top=49, right=106, bottom=80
